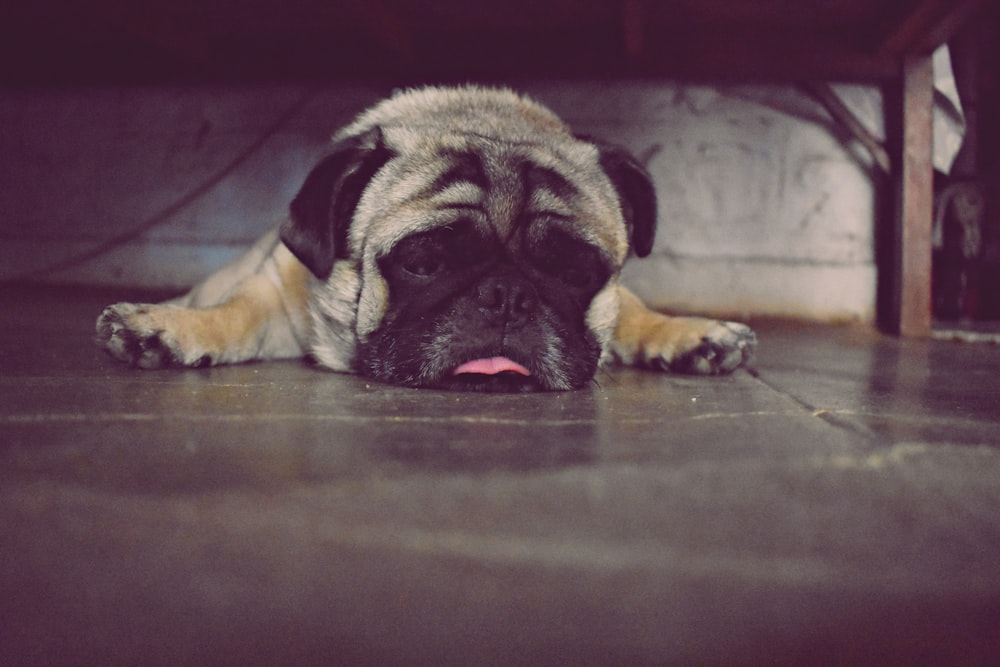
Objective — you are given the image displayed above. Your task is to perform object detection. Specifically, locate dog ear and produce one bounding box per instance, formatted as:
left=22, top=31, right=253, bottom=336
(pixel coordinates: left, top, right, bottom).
left=281, top=127, right=394, bottom=279
left=591, top=141, right=657, bottom=258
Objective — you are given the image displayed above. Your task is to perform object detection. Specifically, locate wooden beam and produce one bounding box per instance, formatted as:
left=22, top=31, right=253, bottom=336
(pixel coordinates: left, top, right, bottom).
left=898, top=54, right=935, bottom=336
left=910, top=0, right=985, bottom=53
left=623, top=0, right=645, bottom=60
left=637, top=30, right=899, bottom=82
left=803, top=82, right=892, bottom=174
left=879, top=0, right=984, bottom=57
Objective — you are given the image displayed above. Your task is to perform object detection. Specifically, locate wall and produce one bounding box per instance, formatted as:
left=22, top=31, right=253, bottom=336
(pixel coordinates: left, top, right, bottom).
left=0, top=82, right=879, bottom=321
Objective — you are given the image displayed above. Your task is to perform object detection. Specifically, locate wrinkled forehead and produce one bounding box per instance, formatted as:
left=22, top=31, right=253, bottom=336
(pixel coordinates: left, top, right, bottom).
left=348, top=130, right=630, bottom=264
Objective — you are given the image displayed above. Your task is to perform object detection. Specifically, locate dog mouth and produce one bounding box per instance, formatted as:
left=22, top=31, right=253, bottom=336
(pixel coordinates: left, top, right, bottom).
left=440, top=355, right=540, bottom=392
left=451, top=356, right=532, bottom=377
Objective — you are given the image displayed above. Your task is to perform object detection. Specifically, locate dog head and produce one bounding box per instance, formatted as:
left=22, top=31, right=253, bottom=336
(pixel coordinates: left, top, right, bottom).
left=280, top=87, right=656, bottom=392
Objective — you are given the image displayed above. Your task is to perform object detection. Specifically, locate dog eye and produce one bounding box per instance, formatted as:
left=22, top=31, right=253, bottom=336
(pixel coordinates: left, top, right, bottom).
left=561, top=266, right=594, bottom=288
left=392, top=221, right=494, bottom=279
left=387, top=233, right=446, bottom=278
left=403, top=255, right=444, bottom=277
left=530, top=227, right=608, bottom=291
left=397, top=241, right=446, bottom=277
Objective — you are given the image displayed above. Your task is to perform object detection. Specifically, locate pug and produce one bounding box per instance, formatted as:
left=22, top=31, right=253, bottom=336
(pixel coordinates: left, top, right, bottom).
left=96, top=86, right=755, bottom=392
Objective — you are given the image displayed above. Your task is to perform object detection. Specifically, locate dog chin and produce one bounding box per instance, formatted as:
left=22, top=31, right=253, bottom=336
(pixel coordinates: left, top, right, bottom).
left=367, top=355, right=585, bottom=392
left=372, top=354, right=563, bottom=392
left=432, top=371, right=545, bottom=393
left=413, top=354, right=546, bottom=393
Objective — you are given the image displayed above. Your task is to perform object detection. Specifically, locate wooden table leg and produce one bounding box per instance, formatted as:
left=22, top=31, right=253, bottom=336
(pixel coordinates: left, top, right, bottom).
left=898, top=53, right=934, bottom=336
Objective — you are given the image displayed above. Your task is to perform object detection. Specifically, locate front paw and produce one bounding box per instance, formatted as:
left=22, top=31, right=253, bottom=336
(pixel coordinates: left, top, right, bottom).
left=96, top=303, right=209, bottom=369
left=618, top=315, right=756, bottom=376
left=664, top=320, right=756, bottom=375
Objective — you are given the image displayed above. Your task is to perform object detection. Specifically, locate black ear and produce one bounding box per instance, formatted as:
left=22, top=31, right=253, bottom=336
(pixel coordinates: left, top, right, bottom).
left=592, top=142, right=657, bottom=258
left=281, top=127, right=394, bottom=279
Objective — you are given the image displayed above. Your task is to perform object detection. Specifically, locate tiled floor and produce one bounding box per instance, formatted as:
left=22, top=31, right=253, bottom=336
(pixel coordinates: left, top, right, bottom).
left=2, top=285, right=999, bottom=665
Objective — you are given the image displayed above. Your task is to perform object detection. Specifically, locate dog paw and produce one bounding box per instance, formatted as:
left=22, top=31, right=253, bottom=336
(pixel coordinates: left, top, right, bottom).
left=96, top=303, right=210, bottom=369
left=617, top=314, right=756, bottom=376
left=660, top=320, right=757, bottom=375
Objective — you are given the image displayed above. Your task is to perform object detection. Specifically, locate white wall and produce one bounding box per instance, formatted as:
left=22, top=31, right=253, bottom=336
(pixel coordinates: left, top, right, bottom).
left=0, top=82, right=879, bottom=321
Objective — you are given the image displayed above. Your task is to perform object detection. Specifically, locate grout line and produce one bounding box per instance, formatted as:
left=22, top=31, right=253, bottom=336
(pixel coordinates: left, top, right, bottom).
left=2, top=408, right=988, bottom=430
left=0, top=409, right=824, bottom=427
left=746, top=372, right=884, bottom=443
left=0, top=413, right=584, bottom=427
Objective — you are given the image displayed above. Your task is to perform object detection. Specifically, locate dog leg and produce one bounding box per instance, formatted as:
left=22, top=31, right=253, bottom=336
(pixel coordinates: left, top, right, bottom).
left=611, top=286, right=756, bottom=375
left=96, top=244, right=312, bottom=369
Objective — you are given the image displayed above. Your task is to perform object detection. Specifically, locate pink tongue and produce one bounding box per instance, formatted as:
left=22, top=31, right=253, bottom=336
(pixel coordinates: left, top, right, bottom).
left=452, top=356, right=531, bottom=376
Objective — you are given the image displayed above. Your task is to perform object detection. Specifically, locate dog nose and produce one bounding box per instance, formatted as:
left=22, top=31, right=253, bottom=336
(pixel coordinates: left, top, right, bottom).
left=475, top=274, right=537, bottom=324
